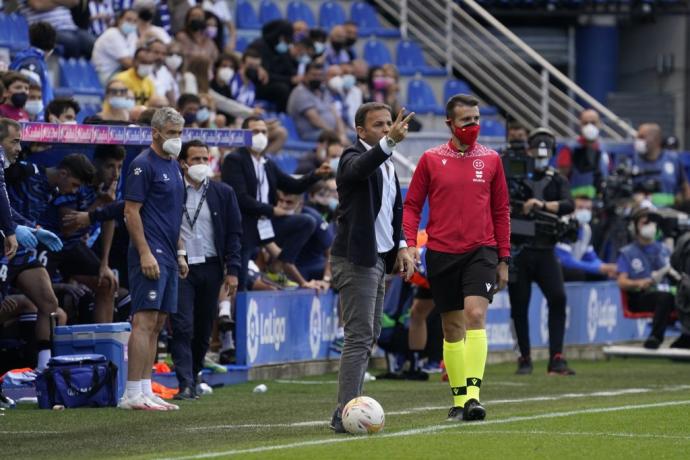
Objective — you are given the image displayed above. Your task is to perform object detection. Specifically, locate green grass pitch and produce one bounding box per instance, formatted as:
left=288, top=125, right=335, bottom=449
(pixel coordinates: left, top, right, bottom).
left=3, top=358, right=690, bottom=459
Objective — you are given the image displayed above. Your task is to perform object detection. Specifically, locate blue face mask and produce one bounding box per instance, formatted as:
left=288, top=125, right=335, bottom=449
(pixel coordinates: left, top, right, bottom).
left=327, top=197, right=338, bottom=212
left=298, top=54, right=312, bottom=65
left=110, top=96, right=134, bottom=110
left=120, top=22, right=136, bottom=36
left=342, top=74, right=356, bottom=91
left=329, top=157, right=340, bottom=172
left=275, top=41, right=289, bottom=54
left=314, top=42, right=326, bottom=55
left=196, top=107, right=210, bottom=123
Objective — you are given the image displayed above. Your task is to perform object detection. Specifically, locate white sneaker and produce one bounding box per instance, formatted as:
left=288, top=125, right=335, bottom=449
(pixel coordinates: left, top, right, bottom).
left=145, top=394, right=179, bottom=411
left=118, top=393, right=166, bottom=411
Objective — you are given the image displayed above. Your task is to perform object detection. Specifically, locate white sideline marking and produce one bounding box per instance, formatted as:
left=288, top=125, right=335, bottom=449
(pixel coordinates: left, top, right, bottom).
left=163, top=400, right=690, bottom=460
left=186, top=385, right=690, bottom=432
left=0, top=430, right=61, bottom=434
left=274, top=379, right=527, bottom=387
left=460, top=429, right=690, bottom=441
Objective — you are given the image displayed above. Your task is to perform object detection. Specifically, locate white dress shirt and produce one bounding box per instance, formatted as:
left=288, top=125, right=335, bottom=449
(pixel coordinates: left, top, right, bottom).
left=180, top=178, right=217, bottom=259
left=251, top=155, right=270, bottom=204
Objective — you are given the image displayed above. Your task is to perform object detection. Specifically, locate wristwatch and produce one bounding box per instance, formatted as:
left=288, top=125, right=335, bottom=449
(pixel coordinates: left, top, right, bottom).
left=499, top=256, right=511, bottom=265
left=385, top=136, right=396, bottom=149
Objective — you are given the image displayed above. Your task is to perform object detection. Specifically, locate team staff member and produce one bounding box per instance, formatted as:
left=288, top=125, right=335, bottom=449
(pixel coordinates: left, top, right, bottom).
left=120, top=108, right=188, bottom=411
left=170, top=140, right=242, bottom=400
left=329, top=102, right=416, bottom=433
left=403, top=94, right=510, bottom=422
left=508, top=128, right=575, bottom=376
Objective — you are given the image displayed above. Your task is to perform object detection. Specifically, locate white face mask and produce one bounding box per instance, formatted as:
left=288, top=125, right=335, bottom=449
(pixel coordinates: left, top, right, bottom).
left=574, top=208, right=592, bottom=224
left=252, top=133, right=268, bottom=153
left=329, top=157, right=340, bottom=172
left=581, top=123, right=599, bottom=141
left=137, top=64, right=154, bottom=78
left=187, top=163, right=211, bottom=182
left=165, top=54, right=183, bottom=71
left=25, top=99, right=43, bottom=116
left=634, top=138, right=648, bottom=155
left=62, top=120, right=78, bottom=125
left=281, top=208, right=296, bottom=215
left=328, top=76, right=344, bottom=93
left=534, top=157, right=549, bottom=170
left=162, top=136, right=182, bottom=157
left=639, top=222, right=657, bottom=240
left=218, top=67, right=234, bottom=82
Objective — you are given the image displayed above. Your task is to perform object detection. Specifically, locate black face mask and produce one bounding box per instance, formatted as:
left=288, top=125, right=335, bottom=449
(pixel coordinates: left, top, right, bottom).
left=183, top=112, right=196, bottom=126
left=11, top=93, right=28, bottom=108
left=245, top=67, right=260, bottom=84
left=138, top=8, right=153, bottom=22
left=307, top=80, right=322, bottom=91
left=345, top=37, right=356, bottom=48
left=331, top=40, right=345, bottom=51
left=188, top=19, right=205, bottom=32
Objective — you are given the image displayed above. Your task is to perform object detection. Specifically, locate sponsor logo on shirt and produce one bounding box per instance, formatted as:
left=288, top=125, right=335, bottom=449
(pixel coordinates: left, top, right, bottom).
left=162, top=173, right=170, bottom=182
left=134, top=167, right=142, bottom=176
left=148, top=290, right=157, bottom=301
left=473, top=159, right=486, bottom=183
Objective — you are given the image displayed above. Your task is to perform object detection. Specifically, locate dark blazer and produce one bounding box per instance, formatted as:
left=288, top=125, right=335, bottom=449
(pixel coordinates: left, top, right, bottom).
left=331, top=140, right=403, bottom=273
left=221, top=147, right=320, bottom=244
left=205, top=180, right=243, bottom=277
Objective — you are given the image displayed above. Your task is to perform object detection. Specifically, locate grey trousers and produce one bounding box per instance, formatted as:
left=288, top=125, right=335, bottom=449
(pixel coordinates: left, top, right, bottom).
left=331, top=255, right=386, bottom=407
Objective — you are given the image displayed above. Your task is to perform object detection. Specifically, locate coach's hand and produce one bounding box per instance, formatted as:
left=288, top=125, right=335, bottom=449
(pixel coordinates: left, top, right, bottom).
left=397, top=248, right=416, bottom=281
left=4, top=234, right=17, bottom=260
left=141, top=251, right=160, bottom=280
left=388, top=108, right=416, bottom=144
left=178, top=255, right=189, bottom=279
left=496, top=260, right=509, bottom=291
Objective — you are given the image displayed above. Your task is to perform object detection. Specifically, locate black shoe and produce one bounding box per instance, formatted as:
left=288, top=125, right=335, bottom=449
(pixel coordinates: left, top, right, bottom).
left=218, top=315, right=233, bottom=332
left=402, top=370, right=429, bottom=381
left=643, top=335, right=662, bottom=349
left=446, top=406, right=464, bottom=422
left=547, top=354, right=576, bottom=375
left=515, top=356, right=533, bottom=375
left=173, top=387, right=199, bottom=401
left=462, top=399, right=486, bottom=421
left=329, top=407, right=346, bottom=434
left=670, top=334, right=690, bottom=349
left=219, top=348, right=236, bottom=365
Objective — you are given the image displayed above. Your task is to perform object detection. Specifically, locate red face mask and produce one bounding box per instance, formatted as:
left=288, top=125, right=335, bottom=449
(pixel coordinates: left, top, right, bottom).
left=451, top=122, right=480, bottom=147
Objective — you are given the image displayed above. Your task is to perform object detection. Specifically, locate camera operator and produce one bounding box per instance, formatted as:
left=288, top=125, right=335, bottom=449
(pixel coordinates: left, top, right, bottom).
left=632, top=123, right=690, bottom=208
left=503, top=119, right=528, bottom=156
left=617, top=208, right=677, bottom=349
left=508, top=127, right=575, bottom=376
left=555, top=109, right=610, bottom=199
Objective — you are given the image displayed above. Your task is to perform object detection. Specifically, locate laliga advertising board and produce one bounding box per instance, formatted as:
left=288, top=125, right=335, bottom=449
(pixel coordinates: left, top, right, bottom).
left=235, top=291, right=340, bottom=365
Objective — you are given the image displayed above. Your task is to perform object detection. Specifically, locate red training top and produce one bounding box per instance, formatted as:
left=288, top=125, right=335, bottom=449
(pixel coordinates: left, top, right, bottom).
left=403, top=141, right=511, bottom=258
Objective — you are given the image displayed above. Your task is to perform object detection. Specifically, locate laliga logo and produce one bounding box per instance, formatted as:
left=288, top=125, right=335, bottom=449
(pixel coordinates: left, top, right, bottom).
left=309, top=297, right=322, bottom=359
left=246, top=299, right=288, bottom=363
left=247, top=299, right=260, bottom=363
left=472, top=159, right=485, bottom=183
left=586, top=288, right=617, bottom=342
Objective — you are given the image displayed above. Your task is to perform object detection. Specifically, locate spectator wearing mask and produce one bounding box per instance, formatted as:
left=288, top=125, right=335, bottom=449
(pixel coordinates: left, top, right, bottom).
left=171, top=140, right=241, bottom=400
left=221, top=116, right=332, bottom=290
left=617, top=208, right=678, bottom=349
left=174, top=6, right=219, bottom=68
left=133, top=0, right=171, bottom=45
left=45, top=98, right=80, bottom=124
left=325, top=25, right=351, bottom=67
left=632, top=122, right=690, bottom=208
left=177, top=93, right=203, bottom=127
left=20, top=0, right=95, bottom=59
left=292, top=37, right=316, bottom=78
left=296, top=130, right=341, bottom=175
left=556, top=196, right=618, bottom=281
left=343, top=21, right=358, bottom=61
left=113, top=48, right=156, bottom=106
left=556, top=109, right=610, bottom=199
left=287, top=63, right=347, bottom=143
left=148, top=38, right=177, bottom=102
left=309, top=28, right=328, bottom=58
left=161, top=42, right=184, bottom=105
left=92, top=9, right=138, bottom=84
left=25, top=83, right=44, bottom=121
left=10, top=22, right=56, bottom=111
left=325, top=64, right=357, bottom=136
left=250, top=19, right=296, bottom=113
left=204, top=11, right=225, bottom=58
left=0, top=73, right=31, bottom=122
left=96, top=79, right=135, bottom=122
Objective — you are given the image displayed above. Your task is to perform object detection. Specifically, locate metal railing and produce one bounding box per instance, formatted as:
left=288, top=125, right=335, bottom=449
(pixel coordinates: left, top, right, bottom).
left=372, top=0, right=636, bottom=141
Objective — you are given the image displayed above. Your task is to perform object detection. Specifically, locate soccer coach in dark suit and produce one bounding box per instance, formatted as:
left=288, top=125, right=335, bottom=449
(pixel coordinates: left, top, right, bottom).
left=329, top=102, right=416, bottom=432
left=171, top=140, right=243, bottom=400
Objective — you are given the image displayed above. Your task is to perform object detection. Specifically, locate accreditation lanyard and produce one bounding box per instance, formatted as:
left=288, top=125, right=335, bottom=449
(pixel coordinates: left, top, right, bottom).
left=184, top=181, right=209, bottom=231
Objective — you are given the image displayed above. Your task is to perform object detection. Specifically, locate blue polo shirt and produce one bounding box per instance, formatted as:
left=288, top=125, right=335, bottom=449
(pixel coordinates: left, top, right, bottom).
left=124, top=148, right=184, bottom=268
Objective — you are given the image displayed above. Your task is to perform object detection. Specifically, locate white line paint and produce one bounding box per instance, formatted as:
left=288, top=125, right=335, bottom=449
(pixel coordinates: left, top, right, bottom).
left=459, top=429, right=690, bottom=441
left=274, top=379, right=527, bottom=387
left=0, top=430, right=61, bottom=434
left=162, top=399, right=690, bottom=460
left=186, top=385, right=690, bottom=432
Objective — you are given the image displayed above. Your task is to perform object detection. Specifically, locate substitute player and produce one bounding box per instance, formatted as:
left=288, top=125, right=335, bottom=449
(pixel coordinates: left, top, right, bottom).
left=403, top=94, right=510, bottom=421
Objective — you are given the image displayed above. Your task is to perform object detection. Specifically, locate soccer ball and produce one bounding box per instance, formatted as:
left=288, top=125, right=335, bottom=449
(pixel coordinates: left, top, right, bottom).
left=342, top=396, right=385, bottom=434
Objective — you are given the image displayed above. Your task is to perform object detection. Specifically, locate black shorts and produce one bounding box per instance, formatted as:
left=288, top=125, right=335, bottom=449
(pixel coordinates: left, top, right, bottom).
left=4, top=259, right=45, bottom=287
left=46, top=242, right=101, bottom=279
left=414, top=286, right=433, bottom=300
left=425, top=246, right=498, bottom=312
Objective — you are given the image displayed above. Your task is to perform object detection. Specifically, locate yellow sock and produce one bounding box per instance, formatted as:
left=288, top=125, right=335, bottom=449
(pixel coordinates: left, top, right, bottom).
left=465, top=329, right=487, bottom=402
left=443, top=339, right=466, bottom=407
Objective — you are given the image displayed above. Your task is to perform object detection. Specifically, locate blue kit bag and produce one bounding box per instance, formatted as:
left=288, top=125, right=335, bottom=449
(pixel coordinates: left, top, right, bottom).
left=35, top=354, right=118, bottom=409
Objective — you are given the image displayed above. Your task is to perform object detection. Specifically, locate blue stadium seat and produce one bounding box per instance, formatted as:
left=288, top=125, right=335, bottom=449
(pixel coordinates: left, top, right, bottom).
left=59, top=58, right=103, bottom=96
left=77, top=103, right=101, bottom=123
left=319, top=1, right=346, bottom=29
left=480, top=119, right=506, bottom=138
left=259, top=0, right=282, bottom=24
left=362, top=38, right=392, bottom=67
left=272, top=154, right=298, bottom=174
left=480, top=105, right=499, bottom=116
left=236, top=0, right=261, bottom=30
left=287, top=1, right=316, bottom=28
left=0, top=14, right=29, bottom=51
left=406, top=79, right=443, bottom=115
left=443, top=79, right=472, bottom=102
left=395, top=40, right=446, bottom=77
left=350, top=1, right=400, bottom=38
left=277, top=113, right=317, bottom=150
